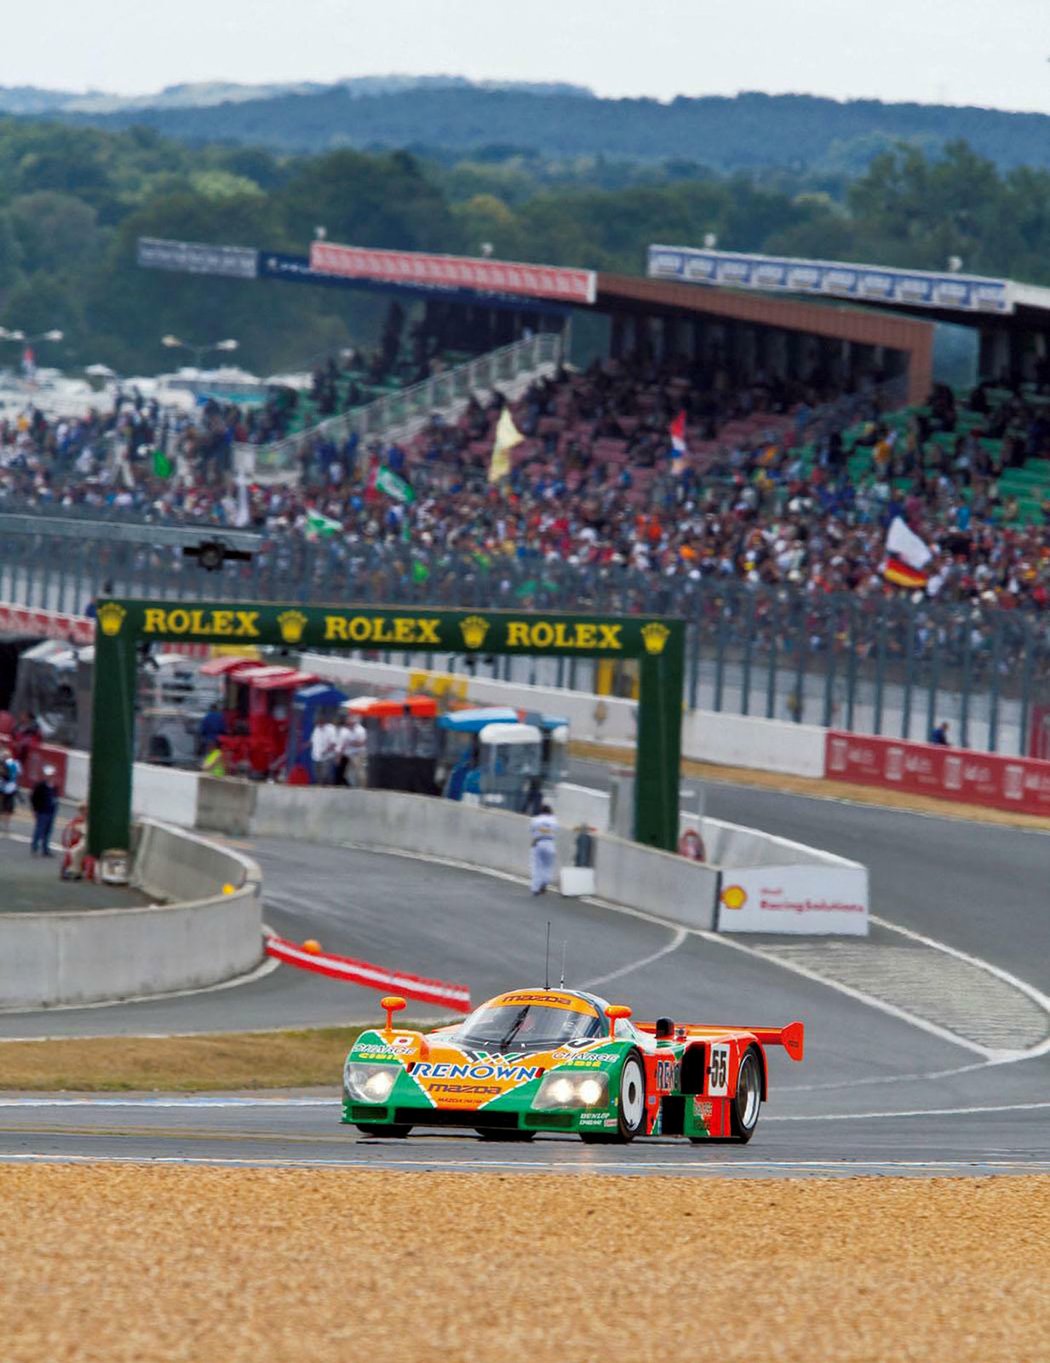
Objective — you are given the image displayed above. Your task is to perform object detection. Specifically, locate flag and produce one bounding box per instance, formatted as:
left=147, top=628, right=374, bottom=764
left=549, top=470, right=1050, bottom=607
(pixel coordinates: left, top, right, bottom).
left=234, top=471, right=250, bottom=528
left=152, top=448, right=173, bottom=479
left=305, top=509, right=343, bottom=539
left=886, top=516, right=932, bottom=570
left=883, top=557, right=929, bottom=589
left=669, top=409, right=688, bottom=474
left=374, top=465, right=415, bottom=504
left=489, top=406, right=524, bottom=483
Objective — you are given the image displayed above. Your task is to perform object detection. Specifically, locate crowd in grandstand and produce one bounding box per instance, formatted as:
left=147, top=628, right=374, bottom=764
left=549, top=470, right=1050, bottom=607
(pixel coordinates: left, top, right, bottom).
left=4, top=350, right=1050, bottom=612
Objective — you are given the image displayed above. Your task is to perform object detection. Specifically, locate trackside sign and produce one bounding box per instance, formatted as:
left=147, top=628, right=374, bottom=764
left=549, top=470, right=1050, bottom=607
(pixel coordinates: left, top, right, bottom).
left=716, top=865, right=869, bottom=936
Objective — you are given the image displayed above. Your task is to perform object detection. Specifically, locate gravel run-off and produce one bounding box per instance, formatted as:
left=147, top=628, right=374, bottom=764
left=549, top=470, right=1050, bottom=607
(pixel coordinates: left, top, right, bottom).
left=2, top=1166, right=1047, bottom=1363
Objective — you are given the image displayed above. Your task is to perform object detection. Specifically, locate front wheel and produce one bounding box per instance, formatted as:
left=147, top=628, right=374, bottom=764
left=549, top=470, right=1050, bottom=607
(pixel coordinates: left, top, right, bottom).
left=355, top=1123, right=412, bottom=1138
left=580, top=1050, right=646, bottom=1144
left=729, top=1049, right=762, bottom=1143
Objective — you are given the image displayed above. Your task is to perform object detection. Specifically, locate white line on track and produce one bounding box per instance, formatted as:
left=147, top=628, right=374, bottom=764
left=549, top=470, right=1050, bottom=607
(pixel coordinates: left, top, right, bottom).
left=767, top=1099, right=1050, bottom=1122
left=581, top=929, right=687, bottom=989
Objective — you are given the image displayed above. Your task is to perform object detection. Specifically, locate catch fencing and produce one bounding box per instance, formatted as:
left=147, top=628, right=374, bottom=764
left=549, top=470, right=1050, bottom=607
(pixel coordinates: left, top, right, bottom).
left=2, top=525, right=1049, bottom=757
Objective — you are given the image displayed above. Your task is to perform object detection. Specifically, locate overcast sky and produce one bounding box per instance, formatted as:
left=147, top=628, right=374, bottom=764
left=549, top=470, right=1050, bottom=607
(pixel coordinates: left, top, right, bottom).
left=5, top=0, right=1049, bottom=114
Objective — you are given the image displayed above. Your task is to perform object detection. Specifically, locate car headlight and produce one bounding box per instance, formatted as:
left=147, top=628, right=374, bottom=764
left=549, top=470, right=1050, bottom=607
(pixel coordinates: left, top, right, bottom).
left=533, top=1070, right=609, bottom=1111
left=343, top=1061, right=401, bottom=1103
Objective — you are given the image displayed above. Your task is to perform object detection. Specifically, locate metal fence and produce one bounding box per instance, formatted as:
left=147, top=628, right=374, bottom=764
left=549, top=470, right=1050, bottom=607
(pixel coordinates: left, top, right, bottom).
left=3, top=524, right=1050, bottom=757
left=235, top=331, right=564, bottom=477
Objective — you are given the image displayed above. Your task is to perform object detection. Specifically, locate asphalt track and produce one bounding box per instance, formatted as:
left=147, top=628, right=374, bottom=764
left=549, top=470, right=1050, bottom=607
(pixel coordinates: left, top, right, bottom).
left=2, top=773, right=1049, bottom=1175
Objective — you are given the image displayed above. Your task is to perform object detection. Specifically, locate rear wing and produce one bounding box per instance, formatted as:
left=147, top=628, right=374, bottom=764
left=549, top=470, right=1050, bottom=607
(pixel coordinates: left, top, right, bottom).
left=637, top=1020, right=805, bottom=1063
left=747, top=1022, right=805, bottom=1062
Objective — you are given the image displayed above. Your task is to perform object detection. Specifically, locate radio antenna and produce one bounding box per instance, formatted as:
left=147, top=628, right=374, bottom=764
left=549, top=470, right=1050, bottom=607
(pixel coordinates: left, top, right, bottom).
left=544, top=921, right=552, bottom=990
left=559, top=940, right=567, bottom=988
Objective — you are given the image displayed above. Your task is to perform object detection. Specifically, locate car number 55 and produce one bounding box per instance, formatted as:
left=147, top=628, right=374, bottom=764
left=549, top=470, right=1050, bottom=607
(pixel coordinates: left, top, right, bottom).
left=707, top=1044, right=729, bottom=1096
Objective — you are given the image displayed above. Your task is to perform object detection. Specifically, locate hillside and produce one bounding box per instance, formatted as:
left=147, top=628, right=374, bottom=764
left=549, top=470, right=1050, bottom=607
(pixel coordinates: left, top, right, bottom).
left=36, top=85, right=1050, bottom=173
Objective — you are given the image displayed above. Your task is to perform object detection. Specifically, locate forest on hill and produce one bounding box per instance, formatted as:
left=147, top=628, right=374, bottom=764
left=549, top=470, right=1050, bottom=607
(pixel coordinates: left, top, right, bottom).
left=0, top=112, right=1047, bottom=377
left=41, top=86, right=1050, bottom=177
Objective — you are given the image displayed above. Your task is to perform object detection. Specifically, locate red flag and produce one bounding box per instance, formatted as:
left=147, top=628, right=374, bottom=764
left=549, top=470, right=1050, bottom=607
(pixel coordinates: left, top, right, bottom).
left=669, top=409, right=688, bottom=474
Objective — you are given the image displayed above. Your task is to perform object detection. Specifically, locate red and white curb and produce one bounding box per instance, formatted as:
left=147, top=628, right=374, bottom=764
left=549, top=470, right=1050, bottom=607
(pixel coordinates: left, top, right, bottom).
left=263, top=933, right=471, bottom=1013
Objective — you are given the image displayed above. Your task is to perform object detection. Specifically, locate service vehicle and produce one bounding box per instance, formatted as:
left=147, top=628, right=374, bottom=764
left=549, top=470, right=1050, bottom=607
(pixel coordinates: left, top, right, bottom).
left=342, top=987, right=803, bottom=1143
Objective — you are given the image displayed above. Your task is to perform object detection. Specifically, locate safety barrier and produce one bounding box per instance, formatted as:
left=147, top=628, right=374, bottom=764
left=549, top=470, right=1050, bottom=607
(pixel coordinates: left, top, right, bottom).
left=0, top=820, right=262, bottom=1009
left=197, top=779, right=722, bottom=932
left=65, top=751, right=199, bottom=828
left=196, top=780, right=867, bottom=936
left=825, top=729, right=1050, bottom=817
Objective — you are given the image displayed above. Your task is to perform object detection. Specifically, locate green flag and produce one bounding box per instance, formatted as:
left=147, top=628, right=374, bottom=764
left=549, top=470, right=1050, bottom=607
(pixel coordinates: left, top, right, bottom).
left=374, top=465, right=415, bottom=504
left=152, top=448, right=173, bottom=479
left=305, top=509, right=343, bottom=539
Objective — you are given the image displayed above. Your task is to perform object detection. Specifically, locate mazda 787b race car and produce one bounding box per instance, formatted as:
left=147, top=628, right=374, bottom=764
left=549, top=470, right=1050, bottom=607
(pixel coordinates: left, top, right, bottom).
left=342, top=988, right=804, bottom=1143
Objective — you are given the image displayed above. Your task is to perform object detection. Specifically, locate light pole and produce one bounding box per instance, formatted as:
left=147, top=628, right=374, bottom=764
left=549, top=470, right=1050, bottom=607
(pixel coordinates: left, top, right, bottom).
left=161, top=335, right=239, bottom=369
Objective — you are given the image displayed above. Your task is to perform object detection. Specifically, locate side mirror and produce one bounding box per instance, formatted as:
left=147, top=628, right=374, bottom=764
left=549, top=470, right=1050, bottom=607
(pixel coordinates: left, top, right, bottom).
left=606, top=1003, right=632, bottom=1037
left=381, top=995, right=406, bottom=1036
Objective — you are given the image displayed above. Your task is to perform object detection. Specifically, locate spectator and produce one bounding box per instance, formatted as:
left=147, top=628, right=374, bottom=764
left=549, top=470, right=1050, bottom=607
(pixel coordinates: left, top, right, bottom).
left=29, top=764, right=59, bottom=857
left=1, top=753, right=21, bottom=835
left=930, top=720, right=951, bottom=746
left=61, top=802, right=89, bottom=881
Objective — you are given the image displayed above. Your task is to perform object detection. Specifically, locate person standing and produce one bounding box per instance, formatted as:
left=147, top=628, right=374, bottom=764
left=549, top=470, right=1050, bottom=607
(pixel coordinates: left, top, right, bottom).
left=310, top=714, right=338, bottom=785
left=1, top=753, right=21, bottom=835
left=334, top=714, right=368, bottom=787
left=529, top=802, right=558, bottom=896
left=30, top=765, right=59, bottom=857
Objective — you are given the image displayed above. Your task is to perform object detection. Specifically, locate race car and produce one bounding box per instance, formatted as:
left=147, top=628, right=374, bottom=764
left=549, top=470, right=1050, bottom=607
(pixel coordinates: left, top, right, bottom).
left=342, top=987, right=804, bottom=1143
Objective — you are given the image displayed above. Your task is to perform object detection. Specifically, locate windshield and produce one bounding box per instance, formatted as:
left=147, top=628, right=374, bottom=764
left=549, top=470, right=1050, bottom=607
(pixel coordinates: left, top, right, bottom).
left=454, top=1002, right=602, bottom=1051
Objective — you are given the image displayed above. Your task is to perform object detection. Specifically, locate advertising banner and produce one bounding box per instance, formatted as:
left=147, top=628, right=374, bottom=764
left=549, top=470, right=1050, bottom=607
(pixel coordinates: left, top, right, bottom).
left=137, top=237, right=259, bottom=280
left=716, top=864, right=869, bottom=936
left=648, top=244, right=1011, bottom=315
left=0, top=602, right=93, bottom=646
left=259, top=249, right=568, bottom=314
left=310, top=241, right=596, bottom=305
left=825, top=730, right=1050, bottom=817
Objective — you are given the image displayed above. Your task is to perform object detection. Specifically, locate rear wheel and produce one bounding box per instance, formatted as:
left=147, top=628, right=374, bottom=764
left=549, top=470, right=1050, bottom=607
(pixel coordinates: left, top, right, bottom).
left=580, top=1051, right=645, bottom=1144
left=474, top=1128, right=536, bottom=1142
left=355, top=1123, right=412, bottom=1138
left=729, top=1049, right=762, bottom=1143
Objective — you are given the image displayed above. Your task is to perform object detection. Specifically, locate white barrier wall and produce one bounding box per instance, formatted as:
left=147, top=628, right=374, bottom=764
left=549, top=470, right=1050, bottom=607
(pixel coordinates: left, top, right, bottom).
left=201, top=781, right=721, bottom=933
left=299, top=654, right=825, bottom=776
left=0, top=821, right=262, bottom=1009
left=64, top=751, right=199, bottom=828
left=198, top=779, right=867, bottom=938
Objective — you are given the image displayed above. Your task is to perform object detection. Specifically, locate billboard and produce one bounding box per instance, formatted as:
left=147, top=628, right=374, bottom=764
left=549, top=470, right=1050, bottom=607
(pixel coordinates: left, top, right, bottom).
left=258, top=251, right=567, bottom=314
left=647, top=244, right=1012, bottom=315
left=137, top=237, right=259, bottom=280
left=310, top=241, right=596, bottom=306
left=716, top=864, right=869, bottom=936
left=825, top=730, right=1050, bottom=816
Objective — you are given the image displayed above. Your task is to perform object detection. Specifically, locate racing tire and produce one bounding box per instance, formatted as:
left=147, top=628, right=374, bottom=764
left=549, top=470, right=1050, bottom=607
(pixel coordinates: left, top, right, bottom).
left=355, top=1123, right=412, bottom=1138
left=729, top=1048, right=762, bottom=1143
left=473, top=1128, right=536, bottom=1142
left=580, top=1049, right=646, bottom=1144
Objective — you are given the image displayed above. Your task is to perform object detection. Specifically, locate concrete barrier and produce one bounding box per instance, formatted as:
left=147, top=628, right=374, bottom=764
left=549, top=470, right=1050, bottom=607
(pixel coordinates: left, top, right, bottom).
left=199, top=782, right=721, bottom=933
left=65, top=750, right=200, bottom=829
left=0, top=821, right=262, bottom=1009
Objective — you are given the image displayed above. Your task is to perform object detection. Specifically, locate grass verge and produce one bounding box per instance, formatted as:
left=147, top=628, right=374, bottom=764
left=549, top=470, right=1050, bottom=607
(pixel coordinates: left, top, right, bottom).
left=0, top=1026, right=370, bottom=1091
